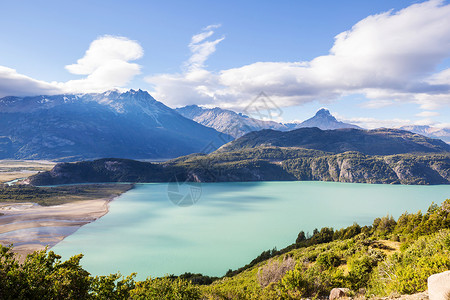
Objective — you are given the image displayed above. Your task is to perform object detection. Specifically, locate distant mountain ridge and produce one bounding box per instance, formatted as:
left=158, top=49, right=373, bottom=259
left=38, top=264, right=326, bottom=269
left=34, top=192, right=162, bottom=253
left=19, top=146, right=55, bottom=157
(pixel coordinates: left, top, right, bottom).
left=176, top=106, right=360, bottom=138
left=176, top=105, right=288, bottom=138
left=218, top=127, right=450, bottom=155
left=0, top=90, right=231, bottom=160
left=399, top=125, right=450, bottom=144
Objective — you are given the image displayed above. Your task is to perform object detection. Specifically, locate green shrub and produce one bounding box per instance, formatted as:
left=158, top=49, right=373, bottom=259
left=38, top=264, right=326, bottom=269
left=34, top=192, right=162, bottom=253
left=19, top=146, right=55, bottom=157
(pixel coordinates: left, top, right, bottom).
left=130, top=277, right=201, bottom=300
left=316, top=252, right=341, bottom=269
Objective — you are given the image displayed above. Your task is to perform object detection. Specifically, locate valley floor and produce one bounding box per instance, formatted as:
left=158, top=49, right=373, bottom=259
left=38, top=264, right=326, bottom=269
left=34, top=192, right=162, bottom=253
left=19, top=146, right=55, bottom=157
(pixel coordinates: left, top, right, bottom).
left=0, top=183, right=133, bottom=260
left=0, top=160, right=55, bottom=184
left=0, top=198, right=112, bottom=260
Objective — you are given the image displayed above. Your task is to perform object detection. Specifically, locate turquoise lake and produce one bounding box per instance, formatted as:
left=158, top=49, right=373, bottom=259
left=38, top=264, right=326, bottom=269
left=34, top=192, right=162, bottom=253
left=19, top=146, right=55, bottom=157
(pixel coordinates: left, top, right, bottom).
left=51, top=181, right=450, bottom=280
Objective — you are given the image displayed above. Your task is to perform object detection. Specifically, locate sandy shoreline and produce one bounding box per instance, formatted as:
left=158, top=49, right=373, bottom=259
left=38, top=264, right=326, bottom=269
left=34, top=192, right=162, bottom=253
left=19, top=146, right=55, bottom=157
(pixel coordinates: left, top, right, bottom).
left=0, top=196, right=115, bottom=260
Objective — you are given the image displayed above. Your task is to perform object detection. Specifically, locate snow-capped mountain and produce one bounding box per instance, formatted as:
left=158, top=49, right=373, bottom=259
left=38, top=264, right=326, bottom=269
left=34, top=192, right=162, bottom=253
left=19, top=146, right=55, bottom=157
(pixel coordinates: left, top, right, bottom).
left=176, top=105, right=288, bottom=138
left=176, top=106, right=360, bottom=137
left=0, top=90, right=231, bottom=160
left=399, top=125, right=450, bottom=144
left=292, top=108, right=361, bottom=130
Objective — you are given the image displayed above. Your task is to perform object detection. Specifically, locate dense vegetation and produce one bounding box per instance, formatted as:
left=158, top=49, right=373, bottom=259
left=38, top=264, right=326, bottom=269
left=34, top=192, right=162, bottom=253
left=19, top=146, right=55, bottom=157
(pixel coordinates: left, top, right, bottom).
left=0, top=184, right=133, bottom=206
left=29, top=148, right=450, bottom=185
left=1, top=199, right=448, bottom=299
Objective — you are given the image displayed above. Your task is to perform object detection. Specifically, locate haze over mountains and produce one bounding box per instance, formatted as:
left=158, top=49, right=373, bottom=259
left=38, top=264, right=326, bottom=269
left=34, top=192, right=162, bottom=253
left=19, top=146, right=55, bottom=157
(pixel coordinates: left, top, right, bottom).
left=0, top=90, right=230, bottom=160
left=399, top=125, right=450, bottom=144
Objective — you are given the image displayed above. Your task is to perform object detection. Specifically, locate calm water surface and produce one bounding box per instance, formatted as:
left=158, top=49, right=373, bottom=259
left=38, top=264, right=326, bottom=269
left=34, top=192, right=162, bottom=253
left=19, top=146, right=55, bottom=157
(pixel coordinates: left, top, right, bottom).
left=51, top=181, right=450, bottom=279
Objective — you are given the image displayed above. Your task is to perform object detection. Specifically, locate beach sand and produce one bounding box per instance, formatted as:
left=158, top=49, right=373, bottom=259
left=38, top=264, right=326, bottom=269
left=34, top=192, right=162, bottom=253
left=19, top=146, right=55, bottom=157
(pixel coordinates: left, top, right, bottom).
left=0, top=198, right=113, bottom=260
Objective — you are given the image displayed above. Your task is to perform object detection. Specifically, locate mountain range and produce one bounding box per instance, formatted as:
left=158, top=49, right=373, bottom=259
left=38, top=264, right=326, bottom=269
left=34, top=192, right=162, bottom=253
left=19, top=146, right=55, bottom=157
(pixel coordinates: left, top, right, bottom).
left=0, top=90, right=230, bottom=160
left=0, top=89, right=448, bottom=162
left=30, top=127, right=450, bottom=186
left=177, top=105, right=450, bottom=144
left=176, top=106, right=359, bottom=138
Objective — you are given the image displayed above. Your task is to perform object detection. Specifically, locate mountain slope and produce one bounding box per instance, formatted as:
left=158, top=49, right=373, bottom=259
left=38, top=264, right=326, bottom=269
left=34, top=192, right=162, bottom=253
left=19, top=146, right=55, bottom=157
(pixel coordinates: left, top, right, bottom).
left=218, top=127, right=450, bottom=155
left=176, top=105, right=287, bottom=138
left=0, top=90, right=231, bottom=160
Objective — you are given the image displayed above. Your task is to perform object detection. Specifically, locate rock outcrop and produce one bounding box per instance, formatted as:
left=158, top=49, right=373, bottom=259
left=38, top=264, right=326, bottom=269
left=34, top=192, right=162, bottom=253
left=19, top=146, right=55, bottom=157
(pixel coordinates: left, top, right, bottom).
left=428, top=270, right=450, bottom=300
left=329, top=287, right=350, bottom=300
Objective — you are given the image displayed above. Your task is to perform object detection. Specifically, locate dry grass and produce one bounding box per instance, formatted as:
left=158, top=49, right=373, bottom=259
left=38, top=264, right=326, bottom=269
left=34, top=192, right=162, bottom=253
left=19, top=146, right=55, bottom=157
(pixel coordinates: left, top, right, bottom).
left=0, top=160, right=55, bottom=183
left=374, top=240, right=401, bottom=256
left=257, top=256, right=296, bottom=288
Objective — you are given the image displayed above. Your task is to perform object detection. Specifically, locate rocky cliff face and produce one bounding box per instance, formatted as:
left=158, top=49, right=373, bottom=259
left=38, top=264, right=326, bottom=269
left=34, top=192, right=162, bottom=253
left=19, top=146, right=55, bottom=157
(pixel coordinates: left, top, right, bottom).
left=282, top=152, right=449, bottom=185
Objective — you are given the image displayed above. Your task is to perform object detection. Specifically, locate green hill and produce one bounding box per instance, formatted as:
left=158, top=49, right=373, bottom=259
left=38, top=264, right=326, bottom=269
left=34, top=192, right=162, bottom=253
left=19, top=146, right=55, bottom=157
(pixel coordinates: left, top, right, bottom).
left=218, top=127, right=450, bottom=155
left=29, top=148, right=450, bottom=185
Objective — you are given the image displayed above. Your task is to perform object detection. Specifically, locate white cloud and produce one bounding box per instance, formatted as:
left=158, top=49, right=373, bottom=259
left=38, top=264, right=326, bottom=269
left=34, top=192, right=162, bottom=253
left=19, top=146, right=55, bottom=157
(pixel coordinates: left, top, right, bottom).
left=65, top=36, right=143, bottom=75
left=0, top=66, right=62, bottom=97
left=0, top=35, right=143, bottom=97
left=146, top=25, right=225, bottom=107
left=416, top=110, right=440, bottom=117
left=146, top=0, right=450, bottom=112
left=342, top=116, right=412, bottom=129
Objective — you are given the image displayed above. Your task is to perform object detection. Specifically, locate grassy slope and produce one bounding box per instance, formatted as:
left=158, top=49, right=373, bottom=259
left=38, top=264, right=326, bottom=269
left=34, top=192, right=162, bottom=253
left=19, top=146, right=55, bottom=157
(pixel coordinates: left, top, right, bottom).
left=200, top=200, right=450, bottom=299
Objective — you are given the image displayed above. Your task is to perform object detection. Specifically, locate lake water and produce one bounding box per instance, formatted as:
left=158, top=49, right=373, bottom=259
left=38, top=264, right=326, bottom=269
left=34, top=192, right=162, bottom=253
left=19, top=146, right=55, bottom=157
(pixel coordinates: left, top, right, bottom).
left=51, top=181, right=450, bottom=280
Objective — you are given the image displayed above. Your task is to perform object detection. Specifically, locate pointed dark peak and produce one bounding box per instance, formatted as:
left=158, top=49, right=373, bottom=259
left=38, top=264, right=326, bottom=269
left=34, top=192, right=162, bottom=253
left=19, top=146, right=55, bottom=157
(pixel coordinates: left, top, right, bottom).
left=296, top=107, right=360, bottom=130
left=315, top=108, right=332, bottom=117
left=313, top=108, right=337, bottom=122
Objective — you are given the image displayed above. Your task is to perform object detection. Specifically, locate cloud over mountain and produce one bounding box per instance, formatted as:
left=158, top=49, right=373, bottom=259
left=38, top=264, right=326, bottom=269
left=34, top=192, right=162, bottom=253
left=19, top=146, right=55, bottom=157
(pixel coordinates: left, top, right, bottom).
left=0, top=0, right=449, bottom=121
left=147, top=0, right=450, bottom=112
left=0, top=36, right=143, bottom=97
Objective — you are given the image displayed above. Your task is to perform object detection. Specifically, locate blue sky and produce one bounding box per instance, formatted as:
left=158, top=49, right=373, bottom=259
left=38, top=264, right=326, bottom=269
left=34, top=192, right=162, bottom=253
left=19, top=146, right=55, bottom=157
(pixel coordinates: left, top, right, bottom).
left=0, top=0, right=449, bottom=127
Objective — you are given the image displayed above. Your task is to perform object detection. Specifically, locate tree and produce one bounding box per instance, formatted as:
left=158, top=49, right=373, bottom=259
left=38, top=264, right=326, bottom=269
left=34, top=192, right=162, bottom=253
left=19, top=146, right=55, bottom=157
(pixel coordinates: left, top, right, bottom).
left=296, top=231, right=306, bottom=244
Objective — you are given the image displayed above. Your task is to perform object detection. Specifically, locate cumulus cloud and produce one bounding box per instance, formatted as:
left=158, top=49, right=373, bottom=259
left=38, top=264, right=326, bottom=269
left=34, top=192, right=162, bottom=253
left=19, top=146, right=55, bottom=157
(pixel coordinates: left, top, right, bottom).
left=146, top=0, right=450, bottom=111
left=0, top=35, right=143, bottom=97
left=0, top=66, right=62, bottom=97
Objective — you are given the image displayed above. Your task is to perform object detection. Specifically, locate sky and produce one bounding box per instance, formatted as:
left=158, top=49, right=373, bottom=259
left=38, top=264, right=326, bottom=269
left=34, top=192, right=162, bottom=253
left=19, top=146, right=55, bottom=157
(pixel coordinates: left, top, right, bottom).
left=0, top=0, right=449, bottom=128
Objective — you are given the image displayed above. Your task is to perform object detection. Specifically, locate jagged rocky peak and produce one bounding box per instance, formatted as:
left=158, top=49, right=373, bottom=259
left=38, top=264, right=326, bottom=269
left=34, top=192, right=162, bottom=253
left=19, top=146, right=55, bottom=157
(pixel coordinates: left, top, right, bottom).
left=0, top=89, right=231, bottom=160
left=296, top=108, right=360, bottom=130
left=315, top=108, right=333, bottom=117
